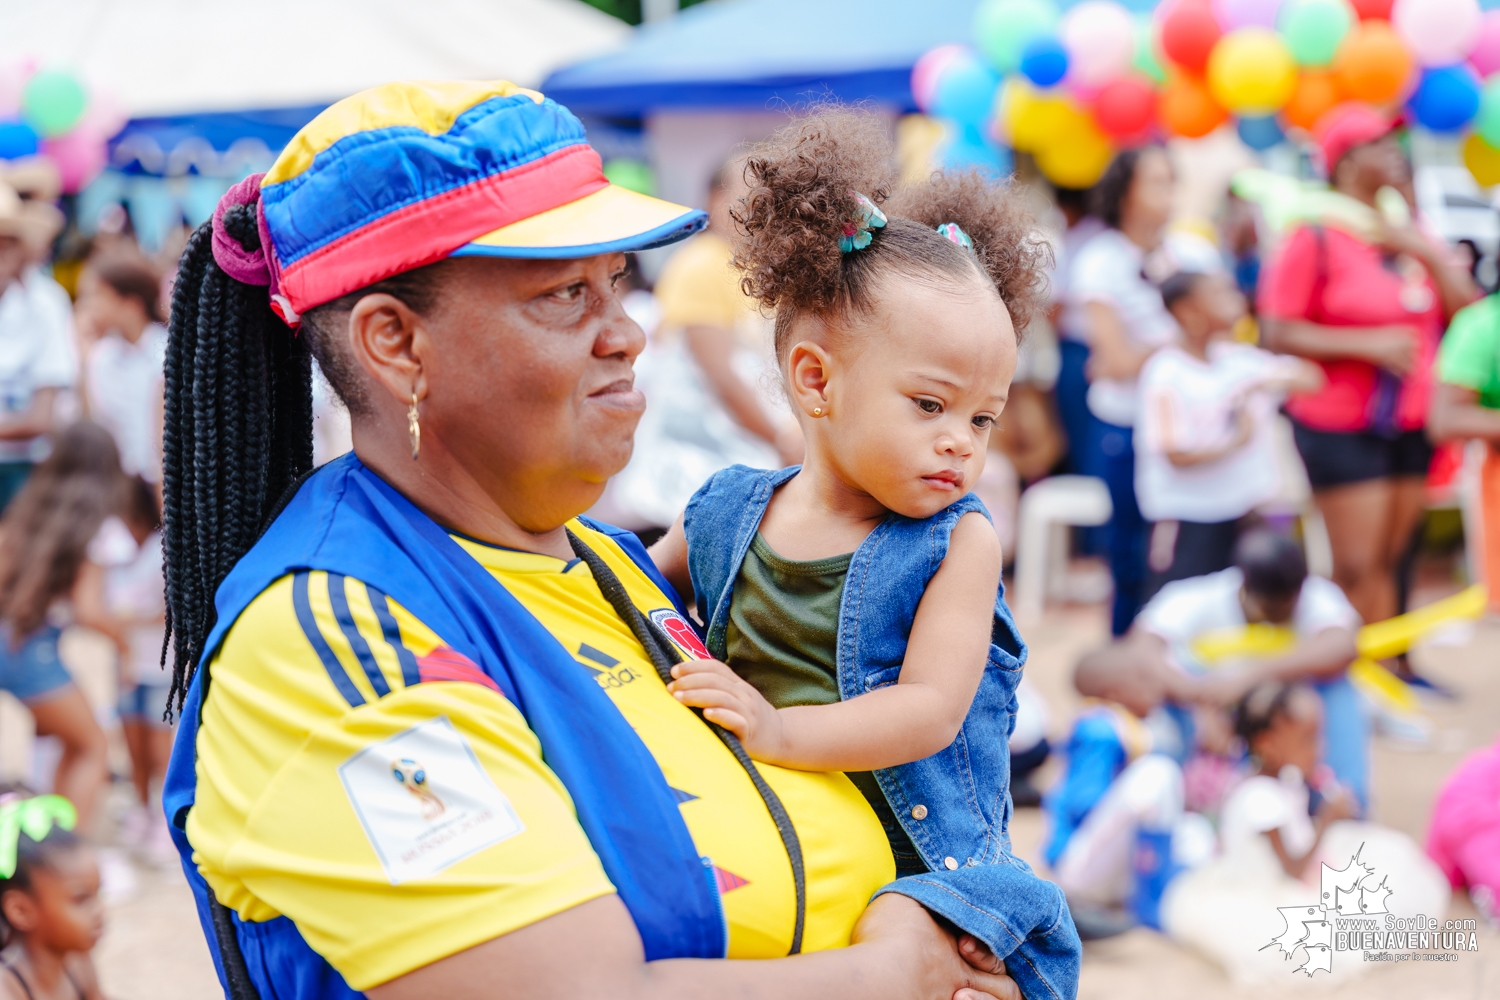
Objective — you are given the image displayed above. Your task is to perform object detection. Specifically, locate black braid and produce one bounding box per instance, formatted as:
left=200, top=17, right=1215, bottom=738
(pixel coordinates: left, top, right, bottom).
left=162, top=209, right=313, bottom=718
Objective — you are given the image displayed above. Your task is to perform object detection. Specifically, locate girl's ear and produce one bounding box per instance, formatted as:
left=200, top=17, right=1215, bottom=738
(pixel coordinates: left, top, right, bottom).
left=785, top=340, right=835, bottom=418
left=0, top=886, right=39, bottom=934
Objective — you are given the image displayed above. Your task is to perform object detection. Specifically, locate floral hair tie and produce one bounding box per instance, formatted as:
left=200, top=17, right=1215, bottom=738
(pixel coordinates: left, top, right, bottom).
left=839, top=192, right=887, bottom=253
left=936, top=222, right=974, bottom=251
left=0, top=794, right=77, bottom=879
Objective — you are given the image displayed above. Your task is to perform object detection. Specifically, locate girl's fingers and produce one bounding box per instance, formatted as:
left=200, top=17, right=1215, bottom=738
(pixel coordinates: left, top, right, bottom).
left=669, top=658, right=739, bottom=681
left=666, top=672, right=740, bottom=695
left=671, top=687, right=744, bottom=713
left=701, top=707, right=750, bottom=738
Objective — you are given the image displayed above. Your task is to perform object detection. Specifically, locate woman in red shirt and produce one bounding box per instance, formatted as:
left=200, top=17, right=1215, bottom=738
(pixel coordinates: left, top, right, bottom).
left=1260, top=104, right=1478, bottom=627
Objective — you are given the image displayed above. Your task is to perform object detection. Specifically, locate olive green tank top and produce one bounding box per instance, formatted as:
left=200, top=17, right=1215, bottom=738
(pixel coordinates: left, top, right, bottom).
left=724, top=533, right=920, bottom=868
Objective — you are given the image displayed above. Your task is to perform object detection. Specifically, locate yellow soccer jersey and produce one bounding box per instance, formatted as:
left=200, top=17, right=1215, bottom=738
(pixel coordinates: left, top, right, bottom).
left=189, top=521, right=893, bottom=990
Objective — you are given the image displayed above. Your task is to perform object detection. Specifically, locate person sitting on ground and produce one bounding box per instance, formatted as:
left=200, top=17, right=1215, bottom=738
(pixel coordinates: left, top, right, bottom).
left=1426, top=735, right=1500, bottom=928
left=1136, top=271, right=1321, bottom=597
left=0, top=793, right=105, bottom=1000
left=1127, top=528, right=1369, bottom=808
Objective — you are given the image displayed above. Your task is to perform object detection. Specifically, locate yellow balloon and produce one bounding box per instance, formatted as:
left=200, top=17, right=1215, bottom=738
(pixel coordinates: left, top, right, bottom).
left=1207, top=27, right=1297, bottom=115
left=1002, top=79, right=1078, bottom=153
left=1464, top=133, right=1500, bottom=187
left=1035, top=115, right=1114, bottom=188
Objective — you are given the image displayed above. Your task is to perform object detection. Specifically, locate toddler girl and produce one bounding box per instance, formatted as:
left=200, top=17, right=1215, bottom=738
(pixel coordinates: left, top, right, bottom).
left=0, top=793, right=105, bottom=1000
left=651, top=109, right=1078, bottom=999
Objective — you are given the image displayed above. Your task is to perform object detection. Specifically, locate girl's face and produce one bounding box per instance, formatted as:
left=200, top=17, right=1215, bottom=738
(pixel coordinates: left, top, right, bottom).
left=1252, top=690, right=1322, bottom=778
left=0, top=847, right=104, bottom=953
left=786, top=274, right=1017, bottom=520
left=75, top=268, right=142, bottom=338
left=1123, top=148, right=1175, bottom=237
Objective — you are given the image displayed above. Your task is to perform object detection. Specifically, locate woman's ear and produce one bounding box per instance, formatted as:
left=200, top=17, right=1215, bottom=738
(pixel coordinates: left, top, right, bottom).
left=785, top=341, right=834, bottom=418
left=346, top=293, right=430, bottom=406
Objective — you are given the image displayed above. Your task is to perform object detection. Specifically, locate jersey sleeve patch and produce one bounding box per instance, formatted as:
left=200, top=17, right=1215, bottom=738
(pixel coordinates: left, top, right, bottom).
left=338, top=715, right=524, bottom=884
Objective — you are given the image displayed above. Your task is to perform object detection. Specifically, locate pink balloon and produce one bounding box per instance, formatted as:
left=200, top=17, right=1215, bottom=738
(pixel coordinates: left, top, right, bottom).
left=1393, top=0, right=1481, bottom=67
left=1471, top=10, right=1500, bottom=78
left=76, top=90, right=127, bottom=141
left=912, top=45, right=970, bottom=113
left=41, top=131, right=106, bottom=193
left=1214, top=0, right=1281, bottom=30
left=1061, top=0, right=1135, bottom=88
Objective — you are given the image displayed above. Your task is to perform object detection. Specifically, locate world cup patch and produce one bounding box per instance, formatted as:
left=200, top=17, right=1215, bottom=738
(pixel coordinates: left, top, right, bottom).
left=649, top=608, right=712, bottom=660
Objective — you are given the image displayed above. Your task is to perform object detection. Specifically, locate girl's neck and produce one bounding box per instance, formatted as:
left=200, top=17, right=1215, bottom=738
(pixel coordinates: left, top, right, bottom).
left=2, top=940, right=69, bottom=997
left=116, top=315, right=150, bottom=344
left=1119, top=217, right=1163, bottom=253
left=1181, top=336, right=1212, bottom=362
left=760, top=450, right=888, bottom=560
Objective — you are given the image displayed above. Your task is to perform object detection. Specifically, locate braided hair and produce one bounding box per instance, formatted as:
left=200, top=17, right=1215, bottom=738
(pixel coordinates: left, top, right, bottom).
left=161, top=207, right=314, bottom=716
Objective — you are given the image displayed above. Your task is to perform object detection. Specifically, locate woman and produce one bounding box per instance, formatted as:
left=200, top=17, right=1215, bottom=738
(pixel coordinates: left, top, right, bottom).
left=158, top=82, right=1018, bottom=1000
left=1260, top=103, right=1479, bottom=629
left=1066, top=146, right=1179, bottom=635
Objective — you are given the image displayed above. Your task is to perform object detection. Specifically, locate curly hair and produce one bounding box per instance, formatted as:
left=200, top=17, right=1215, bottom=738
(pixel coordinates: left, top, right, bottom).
left=730, top=106, right=1051, bottom=362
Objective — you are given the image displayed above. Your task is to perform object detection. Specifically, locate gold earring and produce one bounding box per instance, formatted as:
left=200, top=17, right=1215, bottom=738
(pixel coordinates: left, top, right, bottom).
left=408, top=392, right=421, bottom=460
left=812, top=406, right=824, bottom=417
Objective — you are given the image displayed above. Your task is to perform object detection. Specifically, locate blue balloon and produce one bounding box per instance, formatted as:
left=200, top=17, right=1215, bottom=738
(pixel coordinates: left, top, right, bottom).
left=0, top=119, right=39, bottom=160
left=1237, top=115, right=1284, bottom=151
left=1409, top=65, right=1481, bottom=133
left=943, top=124, right=1012, bottom=176
left=932, top=55, right=1003, bottom=129
left=1019, top=35, right=1069, bottom=88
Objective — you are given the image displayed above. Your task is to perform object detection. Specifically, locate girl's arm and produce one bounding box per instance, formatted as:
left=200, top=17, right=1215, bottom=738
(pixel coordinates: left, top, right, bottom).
left=1265, top=788, right=1358, bottom=879
left=647, top=515, right=693, bottom=604
left=668, top=513, right=1001, bottom=771
left=71, top=561, right=129, bottom=657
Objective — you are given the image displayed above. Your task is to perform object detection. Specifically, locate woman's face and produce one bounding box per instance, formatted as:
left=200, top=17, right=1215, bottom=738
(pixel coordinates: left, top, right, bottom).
left=414, top=253, right=646, bottom=532
left=1341, top=134, right=1410, bottom=195
left=1122, top=148, right=1175, bottom=238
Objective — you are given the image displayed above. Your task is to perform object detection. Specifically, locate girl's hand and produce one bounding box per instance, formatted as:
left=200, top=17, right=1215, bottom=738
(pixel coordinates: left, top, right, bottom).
left=667, top=659, right=785, bottom=760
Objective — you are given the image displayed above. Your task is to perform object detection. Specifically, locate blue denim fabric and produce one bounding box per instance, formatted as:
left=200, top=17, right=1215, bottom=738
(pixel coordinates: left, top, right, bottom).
left=1314, top=674, right=1370, bottom=810
left=1093, top=417, right=1148, bottom=636
left=685, top=465, right=1080, bottom=1000
left=0, top=624, right=72, bottom=702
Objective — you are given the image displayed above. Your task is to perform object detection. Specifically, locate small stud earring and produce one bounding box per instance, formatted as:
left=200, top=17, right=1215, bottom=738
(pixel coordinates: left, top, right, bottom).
left=408, top=392, right=421, bottom=459
left=812, top=406, right=824, bottom=417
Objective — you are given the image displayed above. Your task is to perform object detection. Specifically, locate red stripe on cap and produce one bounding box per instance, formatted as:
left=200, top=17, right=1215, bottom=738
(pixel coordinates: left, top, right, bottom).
left=277, top=143, right=607, bottom=316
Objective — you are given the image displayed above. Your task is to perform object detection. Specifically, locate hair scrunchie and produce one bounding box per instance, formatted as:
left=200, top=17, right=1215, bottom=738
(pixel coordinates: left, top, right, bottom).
left=210, top=174, right=299, bottom=325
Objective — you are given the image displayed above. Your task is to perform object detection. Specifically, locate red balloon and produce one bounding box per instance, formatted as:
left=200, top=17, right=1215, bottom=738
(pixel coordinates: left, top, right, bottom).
left=1160, top=0, right=1222, bottom=73
left=1348, top=0, right=1393, bottom=19
left=1093, top=76, right=1158, bottom=138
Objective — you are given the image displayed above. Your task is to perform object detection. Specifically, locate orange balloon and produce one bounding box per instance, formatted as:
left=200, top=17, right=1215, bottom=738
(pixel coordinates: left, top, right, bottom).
left=1283, top=71, right=1344, bottom=131
left=1334, top=21, right=1413, bottom=104
left=1160, top=72, right=1229, bottom=137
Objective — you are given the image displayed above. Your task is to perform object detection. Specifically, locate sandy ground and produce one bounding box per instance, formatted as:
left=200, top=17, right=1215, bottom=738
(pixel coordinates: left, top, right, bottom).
left=2, top=603, right=1495, bottom=999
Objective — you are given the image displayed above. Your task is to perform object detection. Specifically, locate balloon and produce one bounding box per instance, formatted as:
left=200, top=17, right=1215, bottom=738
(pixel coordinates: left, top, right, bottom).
left=1215, top=0, right=1281, bottom=30
left=1283, top=70, right=1344, bottom=129
left=74, top=91, right=127, bottom=142
left=0, top=119, right=39, bottom=159
left=912, top=45, right=969, bottom=112
left=1160, top=0, right=1223, bottom=72
left=1093, top=75, right=1159, bottom=137
left=1035, top=115, right=1114, bottom=187
left=1463, top=132, right=1500, bottom=185
left=974, top=0, right=1060, bottom=74
left=1469, top=11, right=1500, bottom=78
left=603, top=158, right=655, bottom=196
left=1020, top=36, right=1070, bottom=87
left=1392, top=0, right=1481, bottom=68
left=1477, top=76, right=1500, bottom=146
left=1133, top=16, right=1168, bottom=83
left=1334, top=21, right=1414, bottom=103
left=1160, top=72, right=1231, bottom=135
left=1238, top=113, right=1286, bottom=148
left=1207, top=28, right=1298, bottom=113
left=1001, top=79, right=1080, bottom=150
left=1061, top=1, right=1136, bottom=88
left=1279, top=0, right=1353, bottom=68
left=40, top=131, right=105, bottom=193
left=1348, top=0, right=1391, bottom=18
left=20, top=69, right=87, bottom=138
left=944, top=124, right=1013, bottom=174
left=1408, top=64, right=1481, bottom=132
left=932, top=54, right=1004, bottom=128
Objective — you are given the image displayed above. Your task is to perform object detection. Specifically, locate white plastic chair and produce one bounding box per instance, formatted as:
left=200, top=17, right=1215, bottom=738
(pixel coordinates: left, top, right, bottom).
left=1013, top=475, right=1113, bottom=623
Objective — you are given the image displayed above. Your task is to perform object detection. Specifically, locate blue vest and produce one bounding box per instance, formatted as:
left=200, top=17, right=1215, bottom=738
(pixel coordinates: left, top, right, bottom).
left=684, top=465, right=1026, bottom=868
left=162, top=454, right=728, bottom=999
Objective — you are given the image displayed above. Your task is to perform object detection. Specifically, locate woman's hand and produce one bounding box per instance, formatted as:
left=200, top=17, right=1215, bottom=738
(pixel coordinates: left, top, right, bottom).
left=667, top=659, right=786, bottom=759
left=851, top=894, right=1021, bottom=1000
left=1360, top=325, right=1419, bottom=376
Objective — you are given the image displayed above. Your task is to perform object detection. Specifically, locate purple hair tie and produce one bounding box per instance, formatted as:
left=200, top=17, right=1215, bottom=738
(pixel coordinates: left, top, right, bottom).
left=211, top=174, right=298, bottom=325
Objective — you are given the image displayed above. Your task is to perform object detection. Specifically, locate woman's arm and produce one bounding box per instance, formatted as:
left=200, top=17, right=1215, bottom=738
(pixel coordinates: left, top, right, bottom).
left=1260, top=319, right=1420, bottom=374
left=668, top=513, right=1000, bottom=771
left=648, top=515, right=693, bottom=602
left=368, top=892, right=1020, bottom=1000
left=1428, top=382, right=1500, bottom=443
left=1377, top=222, right=1481, bottom=320
left=1082, top=301, right=1155, bottom=381
left=72, top=560, right=129, bottom=657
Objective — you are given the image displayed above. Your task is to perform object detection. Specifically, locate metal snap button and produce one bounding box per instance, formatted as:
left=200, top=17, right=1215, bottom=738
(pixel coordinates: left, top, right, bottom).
left=910, top=804, right=928, bottom=820
left=944, top=856, right=959, bottom=870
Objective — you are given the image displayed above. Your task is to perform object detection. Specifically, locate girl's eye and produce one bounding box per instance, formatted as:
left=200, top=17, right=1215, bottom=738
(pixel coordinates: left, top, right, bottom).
left=972, top=415, right=995, bottom=430
left=915, top=398, right=942, bottom=414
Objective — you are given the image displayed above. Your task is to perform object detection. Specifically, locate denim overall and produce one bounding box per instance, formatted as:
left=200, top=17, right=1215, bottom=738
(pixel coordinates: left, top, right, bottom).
left=685, top=465, right=1081, bottom=1000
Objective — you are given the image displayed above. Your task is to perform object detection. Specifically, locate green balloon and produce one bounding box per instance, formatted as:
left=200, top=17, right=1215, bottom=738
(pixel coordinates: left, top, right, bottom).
left=974, top=0, right=1059, bottom=75
left=1279, top=0, right=1352, bottom=68
left=21, top=70, right=87, bottom=138
left=604, top=158, right=656, bottom=197
left=1476, top=79, right=1500, bottom=149
left=1132, top=17, right=1167, bottom=85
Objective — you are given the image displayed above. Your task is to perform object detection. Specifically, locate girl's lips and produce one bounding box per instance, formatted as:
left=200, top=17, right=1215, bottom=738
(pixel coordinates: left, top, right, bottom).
left=921, top=470, right=963, bottom=490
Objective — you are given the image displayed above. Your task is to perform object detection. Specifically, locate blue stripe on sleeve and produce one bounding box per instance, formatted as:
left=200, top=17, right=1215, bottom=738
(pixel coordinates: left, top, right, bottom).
left=326, top=572, right=391, bottom=699
left=291, top=572, right=366, bottom=707
left=365, top=582, right=421, bottom=689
